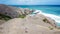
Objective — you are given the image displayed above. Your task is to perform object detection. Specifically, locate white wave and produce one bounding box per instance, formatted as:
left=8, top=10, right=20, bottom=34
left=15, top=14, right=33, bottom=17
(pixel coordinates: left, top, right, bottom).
left=42, top=13, right=60, bottom=23
left=29, top=10, right=42, bottom=16
left=30, top=10, right=60, bottom=23
left=35, top=10, right=60, bottom=23
left=33, top=10, right=42, bottom=14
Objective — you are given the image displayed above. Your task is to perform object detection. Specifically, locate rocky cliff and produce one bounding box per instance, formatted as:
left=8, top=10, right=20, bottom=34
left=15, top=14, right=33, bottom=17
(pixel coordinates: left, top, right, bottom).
left=0, top=4, right=33, bottom=24
left=0, top=4, right=60, bottom=34
left=0, top=14, right=60, bottom=34
left=0, top=4, right=33, bottom=18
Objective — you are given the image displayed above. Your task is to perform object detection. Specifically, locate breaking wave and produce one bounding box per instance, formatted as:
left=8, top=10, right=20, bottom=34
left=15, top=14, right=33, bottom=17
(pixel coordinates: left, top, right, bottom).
left=34, top=10, right=60, bottom=24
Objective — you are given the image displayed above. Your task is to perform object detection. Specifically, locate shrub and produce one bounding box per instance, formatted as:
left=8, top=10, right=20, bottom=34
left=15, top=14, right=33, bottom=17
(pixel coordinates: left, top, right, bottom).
left=19, top=14, right=26, bottom=18
left=43, top=18, right=47, bottom=22
left=48, top=26, right=53, bottom=30
left=0, top=14, right=12, bottom=21
left=43, top=18, right=50, bottom=23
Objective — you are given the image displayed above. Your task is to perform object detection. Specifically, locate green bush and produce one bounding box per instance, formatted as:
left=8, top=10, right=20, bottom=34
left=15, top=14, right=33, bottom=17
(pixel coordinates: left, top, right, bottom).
left=43, top=18, right=50, bottom=23
left=43, top=18, right=47, bottom=22
left=19, top=14, right=26, bottom=18
left=0, top=14, right=12, bottom=21
left=48, top=26, right=53, bottom=30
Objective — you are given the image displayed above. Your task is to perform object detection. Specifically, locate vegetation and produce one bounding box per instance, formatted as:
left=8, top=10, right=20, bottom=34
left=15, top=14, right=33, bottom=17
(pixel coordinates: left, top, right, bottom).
left=0, top=14, right=12, bottom=21
left=43, top=18, right=50, bottom=23
left=0, top=14, right=26, bottom=21
left=43, top=18, right=47, bottom=22
left=43, top=18, right=54, bottom=30
left=48, top=26, right=53, bottom=30
left=19, top=14, right=26, bottom=18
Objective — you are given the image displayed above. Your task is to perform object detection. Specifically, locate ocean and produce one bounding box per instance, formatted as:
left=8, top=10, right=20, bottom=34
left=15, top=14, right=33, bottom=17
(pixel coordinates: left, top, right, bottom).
left=9, top=5, right=60, bottom=26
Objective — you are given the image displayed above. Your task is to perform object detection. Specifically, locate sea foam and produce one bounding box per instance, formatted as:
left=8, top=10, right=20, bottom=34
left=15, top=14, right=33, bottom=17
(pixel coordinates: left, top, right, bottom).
left=35, top=10, right=60, bottom=23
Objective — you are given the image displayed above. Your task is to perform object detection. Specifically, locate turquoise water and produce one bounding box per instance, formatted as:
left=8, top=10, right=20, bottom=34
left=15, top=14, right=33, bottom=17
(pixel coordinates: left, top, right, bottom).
left=10, top=5, right=60, bottom=26
left=19, top=5, right=60, bottom=16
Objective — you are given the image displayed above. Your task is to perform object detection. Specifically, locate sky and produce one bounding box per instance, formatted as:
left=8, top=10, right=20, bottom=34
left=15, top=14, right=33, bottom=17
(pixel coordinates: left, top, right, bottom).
left=0, top=0, right=60, bottom=5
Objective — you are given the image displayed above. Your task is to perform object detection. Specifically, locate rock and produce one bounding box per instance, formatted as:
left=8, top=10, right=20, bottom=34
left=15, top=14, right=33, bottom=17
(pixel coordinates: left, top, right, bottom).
left=0, top=14, right=59, bottom=34
left=0, top=18, right=54, bottom=34
left=26, top=14, right=57, bottom=28
left=56, top=26, right=60, bottom=29
left=24, top=8, right=33, bottom=15
left=0, top=4, right=20, bottom=18
left=0, top=4, right=59, bottom=34
left=0, top=4, right=33, bottom=18
left=0, top=20, right=6, bottom=25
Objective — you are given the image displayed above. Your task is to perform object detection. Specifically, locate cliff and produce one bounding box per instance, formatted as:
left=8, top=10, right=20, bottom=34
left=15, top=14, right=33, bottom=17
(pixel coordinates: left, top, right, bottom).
left=0, top=4, right=33, bottom=24
left=0, top=14, right=60, bottom=34
left=0, top=4, right=32, bottom=18
left=0, top=4, right=60, bottom=34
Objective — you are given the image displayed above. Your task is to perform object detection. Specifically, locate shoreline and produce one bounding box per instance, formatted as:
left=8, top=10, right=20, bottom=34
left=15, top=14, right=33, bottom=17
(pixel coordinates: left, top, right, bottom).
left=0, top=4, right=60, bottom=34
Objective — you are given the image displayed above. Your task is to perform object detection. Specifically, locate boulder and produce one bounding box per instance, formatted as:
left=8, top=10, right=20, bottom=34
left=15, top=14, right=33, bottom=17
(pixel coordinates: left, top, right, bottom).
left=0, top=14, right=59, bottom=34
left=0, top=20, right=6, bottom=25
left=26, top=14, right=57, bottom=28
left=0, top=4, right=20, bottom=18
left=0, top=4, right=33, bottom=18
left=24, top=8, right=32, bottom=15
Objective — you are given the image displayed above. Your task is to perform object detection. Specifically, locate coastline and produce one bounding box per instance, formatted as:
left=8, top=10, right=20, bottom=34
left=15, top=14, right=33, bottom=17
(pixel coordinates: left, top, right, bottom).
left=0, top=4, right=60, bottom=34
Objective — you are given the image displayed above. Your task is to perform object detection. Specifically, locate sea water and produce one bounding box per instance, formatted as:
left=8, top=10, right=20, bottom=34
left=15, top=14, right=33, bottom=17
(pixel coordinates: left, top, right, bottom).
left=10, top=5, right=60, bottom=26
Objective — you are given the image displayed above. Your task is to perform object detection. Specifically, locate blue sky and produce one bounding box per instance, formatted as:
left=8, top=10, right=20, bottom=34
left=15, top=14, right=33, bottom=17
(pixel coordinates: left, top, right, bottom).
left=0, top=0, right=60, bottom=5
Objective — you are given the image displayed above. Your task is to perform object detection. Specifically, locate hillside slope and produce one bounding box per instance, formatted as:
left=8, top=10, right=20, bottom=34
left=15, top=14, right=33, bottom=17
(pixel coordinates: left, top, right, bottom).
left=0, top=14, right=60, bottom=34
